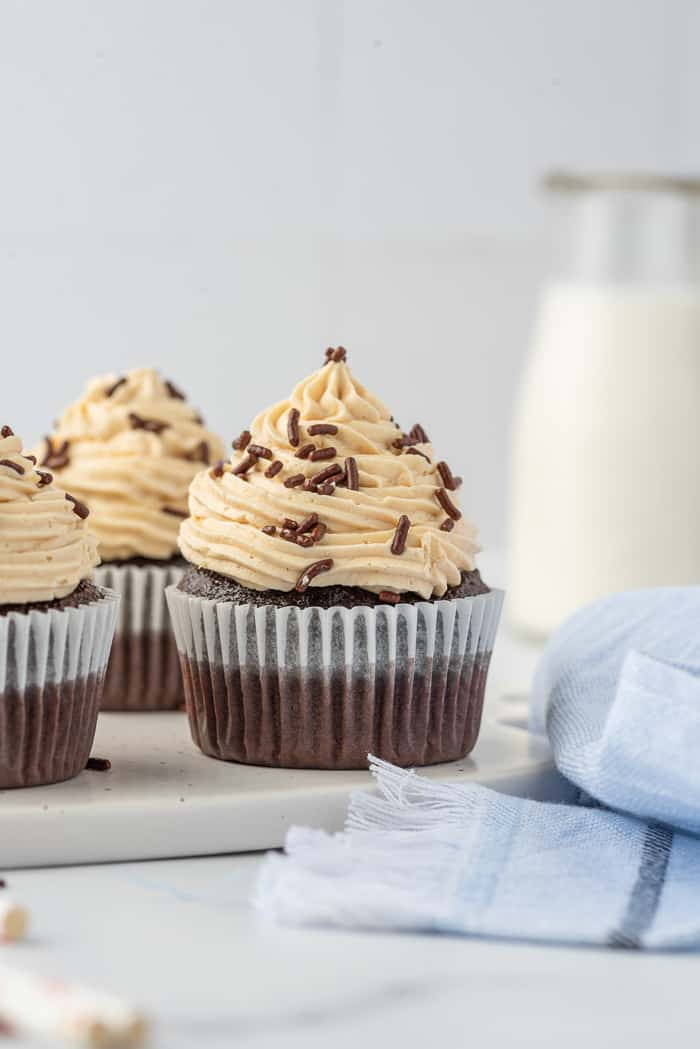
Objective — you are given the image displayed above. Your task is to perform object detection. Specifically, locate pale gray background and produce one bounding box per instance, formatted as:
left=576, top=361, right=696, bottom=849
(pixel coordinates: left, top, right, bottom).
left=1, top=0, right=697, bottom=546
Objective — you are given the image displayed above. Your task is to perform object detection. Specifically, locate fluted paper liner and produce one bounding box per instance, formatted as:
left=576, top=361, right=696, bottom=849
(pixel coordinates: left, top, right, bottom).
left=95, top=563, right=185, bottom=711
left=166, top=586, right=504, bottom=769
left=0, top=590, right=119, bottom=788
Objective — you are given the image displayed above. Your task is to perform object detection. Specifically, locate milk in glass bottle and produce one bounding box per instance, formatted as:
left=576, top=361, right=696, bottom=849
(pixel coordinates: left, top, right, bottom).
left=508, top=173, right=700, bottom=637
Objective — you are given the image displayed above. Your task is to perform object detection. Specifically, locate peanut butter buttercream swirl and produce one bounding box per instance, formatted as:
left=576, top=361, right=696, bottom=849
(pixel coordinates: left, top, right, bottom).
left=0, top=427, right=99, bottom=604
left=41, top=369, right=225, bottom=562
left=179, top=351, right=480, bottom=598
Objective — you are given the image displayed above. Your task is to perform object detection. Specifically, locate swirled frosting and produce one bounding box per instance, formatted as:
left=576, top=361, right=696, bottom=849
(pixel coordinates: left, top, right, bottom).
left=179, top=352, right=480, bottom=598
left=0, top=428, right=99, bottom=604
left=41, top=369, right=225, bottom=562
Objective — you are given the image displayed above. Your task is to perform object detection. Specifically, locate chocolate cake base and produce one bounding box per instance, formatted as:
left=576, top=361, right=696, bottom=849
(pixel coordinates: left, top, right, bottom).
left=0, top=579, right=103, bottom=618
left=0, top=673, right=103, bottom=788
left=100, top=631, right=184, bottom=712
left=178, top=565, right=490, bottom=608
left=178, top=654, right=491, bottom=769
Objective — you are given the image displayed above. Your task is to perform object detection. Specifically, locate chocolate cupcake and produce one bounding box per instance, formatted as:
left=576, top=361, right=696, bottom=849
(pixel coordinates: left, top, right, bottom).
left=167, top=347, right=503, bottom=769
left=40, top=369, right=224, bottom=710
left=0, top=426, right=118, bottom=787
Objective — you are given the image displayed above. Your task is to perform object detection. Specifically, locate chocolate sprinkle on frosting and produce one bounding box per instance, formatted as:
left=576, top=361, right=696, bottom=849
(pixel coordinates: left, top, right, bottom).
left=0, top=425, right=14, bottom=438
left=295, top=443, right=315, bottom=460
left=24, top=454, right=37, bottom=465
left=232, top=430, right=251, bottom=452
left=0, top=459, right=23, bottom=475
left=392, top=435, right=419, bottom=449
left=287, top=407, right=300, bottom=448
left=331, top=346, right=347, bottom=363
left=36, top=470, right=53, bottom=487
left=345, top=456, right=359, bottom=490
left=105, top=376, right=127, bottom=398
left=295, top=558, right=334, bottom=592
left=297, top=512, right=318, bottom=534
left=211, top=461, right=226, bottom=479
left=390, top=515, right=410, bottom=555
left=440, top=518, right=455, bottom=532
left=261, top=525, right=277, bottom=536
left=248, top=444, right=273, bottom=460
left=165, top=379, right=186, bottom=400
left=310, top=521, right=327, bottom=542
left=410, top=423, right=429, bottom=443
left=307, top=423, right=338, bottom=436
left=437, top=461, right=457, bottom=491
left=436, top=487, right=461, bottom=520
left=309, top=446, right=336, bottom=462
left=311, top=463, right=343, bottom=486
left=283, top=518, right=299, bottom=531
left=128, top=412, right=170, bottom=434
left=406, top=447, right=431, bottom=463
left=317, top=483, right=335, bottom=496
left=162, top=506, right=187, bottom=518
left=265, top=460, right=283, bottom=478
left=232, top=453, right=258, bottom=476
left=284, top=474, right=305, bottom=488
left=66, top=493, right=90, bottom=519
left=41, top=437, right=70, bottom=470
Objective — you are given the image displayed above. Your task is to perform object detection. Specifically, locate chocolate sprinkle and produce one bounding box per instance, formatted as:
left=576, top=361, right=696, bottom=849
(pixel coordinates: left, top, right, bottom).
left=410, top=423, right=429, bottom=443
left=390, top=515, right=410, bottom=555
left=307, top=423, right=338, bottom=436
left=0, top=459, right=24, bottom=475
left=85, top=757, right=111, bottom=771
left=41, top=437, right=70, bottom=470
left=232, top=453, right=258, bottom=476
left=261, top=525, right=277, bottom=536
left=295, top=558, right=334, bottom=592
left=128, top=412, right=170, bottom=435
left=66, top=493, right=89, bottom=519
left=165, top=379, right=186, bottom=400
left=331, top=346, right=347, bottom=363
left=24, top=454, right=37, bottom=465
left=317, top=483, right=334, bottom=496
left=310, top=521, right=327, bottom=542
left=105, top=376, right=127, bottom=398
left=232, top=430, right=251, bottom=452
left=392, top=435, right=419, bottom=449
left=311, top=463, right=343, bottom=486
left=185, top=440, right=210, bottom=464
left=406, top=448, right=431, bottom=464
left=295, top=443, right=316, bottom=460
left=295, top=533, right=314, bottom=548
left=211, top=460, right=226, bottom=479
left=248, top=444, right=273, bottom=460
left=323, top=346, right=335, bottom=363
left=440, top=518, right=455, bottom=532
left=309, top=446, right=336, bottom=462
left=265, top=460, right=283, bottom=478
left=297, top=512, right=318, bottom=534
left=345, top=457, right=359, bottom=490
left=302, top=479, right=317, bottom=491
left=287, top=408, right=300, bottom=448
left=283, top=518, right=299, bottom=531
left=0, top=425, right=14, bottom=438
left=284, top=474, right=305, bottom=488
left=162, top=506, right=187, bottom=518
left=280, top=529, right=298, bottom=543
left=436, top=461, right=457, bottom=491
left=378, top=591, right=400, bottom=605
left=36, top=470, right=53, bottom=487
left=436, top=487, right=462, bottom=520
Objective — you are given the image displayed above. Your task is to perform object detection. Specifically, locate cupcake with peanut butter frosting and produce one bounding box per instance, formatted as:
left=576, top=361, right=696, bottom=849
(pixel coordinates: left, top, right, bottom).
left=0, top=425, right=119, bottom=786
left=42, top=368, right=225, bottom=710
left=168, top=348, right=503, bottom=769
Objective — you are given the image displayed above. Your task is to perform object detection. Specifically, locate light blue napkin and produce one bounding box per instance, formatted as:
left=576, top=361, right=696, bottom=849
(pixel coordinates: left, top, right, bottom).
left=258, top=587, right=700, bottom=949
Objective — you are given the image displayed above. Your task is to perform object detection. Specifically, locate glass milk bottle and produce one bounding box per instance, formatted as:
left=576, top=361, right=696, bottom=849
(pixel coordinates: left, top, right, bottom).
left=508, top=172, right=700, bottom=637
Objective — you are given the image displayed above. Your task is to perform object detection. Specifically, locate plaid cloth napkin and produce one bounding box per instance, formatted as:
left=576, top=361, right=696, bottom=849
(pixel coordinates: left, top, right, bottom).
left=258, top=587, right=700, bottom=949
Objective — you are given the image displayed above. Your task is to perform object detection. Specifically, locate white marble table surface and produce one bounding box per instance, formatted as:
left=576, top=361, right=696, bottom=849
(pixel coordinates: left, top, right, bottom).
left=5, top=582, right=696, bottom=1048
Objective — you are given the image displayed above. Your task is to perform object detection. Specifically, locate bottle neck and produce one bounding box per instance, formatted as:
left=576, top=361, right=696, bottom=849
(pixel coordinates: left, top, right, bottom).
left=548, top=190, right=700, bottom=287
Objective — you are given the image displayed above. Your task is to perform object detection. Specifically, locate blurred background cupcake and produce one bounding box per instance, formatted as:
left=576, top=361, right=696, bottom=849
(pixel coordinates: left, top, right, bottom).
left=0, top=425, right=118, bottom=786
left=40, top=368, right=225, bottom=711
left=168, top=347, right=503, bottom=769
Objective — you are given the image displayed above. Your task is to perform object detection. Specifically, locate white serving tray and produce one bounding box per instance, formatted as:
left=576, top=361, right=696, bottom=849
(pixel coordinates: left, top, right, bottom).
left=1, top=698, right=571, bottom=869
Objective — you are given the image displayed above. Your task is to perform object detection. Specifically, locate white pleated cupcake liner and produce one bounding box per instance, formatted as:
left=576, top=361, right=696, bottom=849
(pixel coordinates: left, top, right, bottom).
left=0, top=589, right=120, bottom=788
left=166, top=586, right=504, bottom=769
left=94, top=562, right=185, bottom=710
